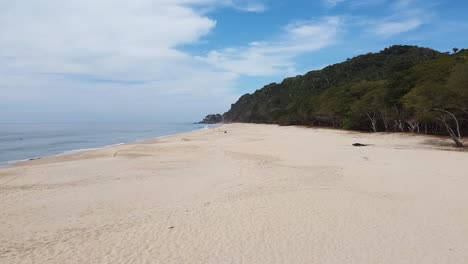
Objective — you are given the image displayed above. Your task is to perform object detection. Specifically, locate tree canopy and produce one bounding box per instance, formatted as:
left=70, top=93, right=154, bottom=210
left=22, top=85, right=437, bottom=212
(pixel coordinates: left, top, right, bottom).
left=223, top=45, right=468, bottom=147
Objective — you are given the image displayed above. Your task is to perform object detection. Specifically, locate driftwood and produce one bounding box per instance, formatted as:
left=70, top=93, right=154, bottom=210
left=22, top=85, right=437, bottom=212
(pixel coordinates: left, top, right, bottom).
left=352, top=143, right=369, bottom=147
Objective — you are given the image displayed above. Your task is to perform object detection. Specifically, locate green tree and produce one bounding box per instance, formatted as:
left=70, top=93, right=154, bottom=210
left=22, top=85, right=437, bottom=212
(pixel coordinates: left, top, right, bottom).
left=403, top=82, right=464, bottom=147
left=346, top=81, right=388, bottom=132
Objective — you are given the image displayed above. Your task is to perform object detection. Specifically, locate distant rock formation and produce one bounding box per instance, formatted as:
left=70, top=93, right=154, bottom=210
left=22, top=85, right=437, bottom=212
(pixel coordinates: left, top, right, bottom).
left=198, top=114, right=223, bottom=124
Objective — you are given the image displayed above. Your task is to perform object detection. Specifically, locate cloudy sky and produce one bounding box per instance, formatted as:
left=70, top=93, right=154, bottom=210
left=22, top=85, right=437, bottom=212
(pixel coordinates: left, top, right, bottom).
left=1, top=0, right=467, bottom=122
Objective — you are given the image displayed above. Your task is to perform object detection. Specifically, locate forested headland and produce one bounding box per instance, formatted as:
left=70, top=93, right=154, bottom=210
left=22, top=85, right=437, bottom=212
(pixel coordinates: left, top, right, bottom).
left=223, top=45, right=468, bottom=147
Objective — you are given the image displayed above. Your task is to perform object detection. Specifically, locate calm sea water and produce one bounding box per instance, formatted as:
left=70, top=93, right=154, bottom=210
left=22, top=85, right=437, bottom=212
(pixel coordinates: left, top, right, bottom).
left=0, top=122, right=210, bottom=166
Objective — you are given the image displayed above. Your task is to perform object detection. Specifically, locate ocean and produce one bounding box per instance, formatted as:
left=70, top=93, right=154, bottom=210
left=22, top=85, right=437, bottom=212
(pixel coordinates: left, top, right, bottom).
left=0, top=122, right=210, bottom=167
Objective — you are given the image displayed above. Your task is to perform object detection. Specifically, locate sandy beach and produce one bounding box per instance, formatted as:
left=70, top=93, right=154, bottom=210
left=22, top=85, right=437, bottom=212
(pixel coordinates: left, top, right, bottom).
left=1, top=123, right=467, bottom=264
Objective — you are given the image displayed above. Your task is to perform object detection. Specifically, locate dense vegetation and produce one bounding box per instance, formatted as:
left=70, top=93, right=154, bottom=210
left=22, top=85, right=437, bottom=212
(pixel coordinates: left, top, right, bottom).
left=223, top=45, right=468, bottom=147
left=199, top=114, right=223, bottom=124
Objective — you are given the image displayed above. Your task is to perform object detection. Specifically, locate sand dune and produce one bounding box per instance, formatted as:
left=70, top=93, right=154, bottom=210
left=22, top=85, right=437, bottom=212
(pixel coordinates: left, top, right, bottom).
left=1, top=124, right=467, bottom=263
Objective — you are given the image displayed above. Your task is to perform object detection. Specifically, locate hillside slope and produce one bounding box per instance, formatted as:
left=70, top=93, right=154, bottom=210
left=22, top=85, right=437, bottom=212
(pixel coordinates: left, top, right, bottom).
left=223, top=45, right=468, bottom=146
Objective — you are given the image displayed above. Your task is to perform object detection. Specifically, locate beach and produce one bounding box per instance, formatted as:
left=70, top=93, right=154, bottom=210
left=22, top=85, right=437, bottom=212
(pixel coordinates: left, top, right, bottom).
left=1, top=123, right=467, bottom=263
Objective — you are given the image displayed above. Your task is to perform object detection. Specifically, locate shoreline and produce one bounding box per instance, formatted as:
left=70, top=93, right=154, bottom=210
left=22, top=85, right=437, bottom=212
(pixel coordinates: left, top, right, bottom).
left=1, top=122, right=465, bottom=171
left=0, top=124, right=218, bottom=169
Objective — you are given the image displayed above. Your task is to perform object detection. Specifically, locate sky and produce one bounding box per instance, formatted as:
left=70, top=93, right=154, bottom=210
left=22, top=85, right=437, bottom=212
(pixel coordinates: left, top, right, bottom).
left=1, top=0, right=467, bottom=123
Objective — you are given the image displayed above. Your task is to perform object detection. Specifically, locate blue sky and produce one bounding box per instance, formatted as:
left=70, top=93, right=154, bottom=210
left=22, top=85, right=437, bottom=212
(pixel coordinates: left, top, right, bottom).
left=1, top=0, right=467, bottom=122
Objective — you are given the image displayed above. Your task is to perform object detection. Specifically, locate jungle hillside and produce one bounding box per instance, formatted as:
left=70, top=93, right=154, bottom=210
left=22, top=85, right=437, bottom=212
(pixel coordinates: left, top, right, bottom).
left=223, top=45, right=468, bottom=147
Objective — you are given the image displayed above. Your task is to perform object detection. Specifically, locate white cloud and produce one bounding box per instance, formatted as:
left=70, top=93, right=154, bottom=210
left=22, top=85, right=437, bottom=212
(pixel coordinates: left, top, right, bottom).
left=367, top=0, right=430, bottom=38
left=0, top=0, right=218, bottom=78
left=349, top=0, right=387, bottom=8
left=322, top=0, right=386, bottom=8
left=197, top=17, right=342, bottom=76
left=322, top=0, right=347, bottom=8
left=227, top=0, right=268, bottom=12
left=373, top=18, right=423, bottom=37
left=0, top=0, right=246, bottom=121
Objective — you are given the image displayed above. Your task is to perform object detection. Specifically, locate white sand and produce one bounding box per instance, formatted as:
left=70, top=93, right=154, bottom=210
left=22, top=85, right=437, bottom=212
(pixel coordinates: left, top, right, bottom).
left=1, top=123, right=467, bottom=263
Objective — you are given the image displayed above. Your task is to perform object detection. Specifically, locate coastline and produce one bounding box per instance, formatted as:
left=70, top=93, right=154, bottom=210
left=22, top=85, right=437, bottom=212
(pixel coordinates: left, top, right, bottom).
left=1, top=123, right=468, bottom=263
left=0, top=124, right=216, bottom=169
